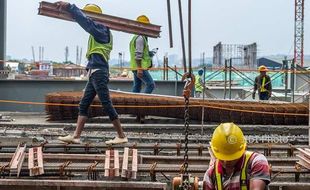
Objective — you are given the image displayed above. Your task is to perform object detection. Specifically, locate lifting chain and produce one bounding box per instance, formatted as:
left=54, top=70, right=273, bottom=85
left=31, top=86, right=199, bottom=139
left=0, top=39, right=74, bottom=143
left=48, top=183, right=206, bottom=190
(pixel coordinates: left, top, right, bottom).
left=172, top=75, right=206, bottom=190
left=183, top=95, right=190, bottom=175
left=181, top=73, right=195, bottom=190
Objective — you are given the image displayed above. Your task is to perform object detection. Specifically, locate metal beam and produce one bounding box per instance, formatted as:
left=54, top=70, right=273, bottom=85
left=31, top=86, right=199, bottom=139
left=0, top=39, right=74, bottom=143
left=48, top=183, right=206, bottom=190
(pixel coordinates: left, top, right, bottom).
left=0, top=0, right=6, bottom=70
left=38, top=1, right=161, bottom=38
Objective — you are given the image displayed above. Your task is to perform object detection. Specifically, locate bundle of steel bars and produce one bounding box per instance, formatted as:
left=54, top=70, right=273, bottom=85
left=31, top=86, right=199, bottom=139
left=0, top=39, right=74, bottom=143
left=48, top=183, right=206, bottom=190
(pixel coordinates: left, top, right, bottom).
left=45, top=91, right=309, bottom=125
left=38, top=1, right=161, bottom=38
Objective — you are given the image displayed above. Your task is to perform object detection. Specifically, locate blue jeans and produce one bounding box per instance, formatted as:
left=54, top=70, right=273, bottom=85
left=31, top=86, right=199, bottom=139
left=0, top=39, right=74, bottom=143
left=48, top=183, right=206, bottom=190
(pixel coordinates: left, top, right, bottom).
left=79, top=69, right=118, bottom=121
left=259, top=91, right=269, bottom=100
left=132, top=70, right=155, bottom=93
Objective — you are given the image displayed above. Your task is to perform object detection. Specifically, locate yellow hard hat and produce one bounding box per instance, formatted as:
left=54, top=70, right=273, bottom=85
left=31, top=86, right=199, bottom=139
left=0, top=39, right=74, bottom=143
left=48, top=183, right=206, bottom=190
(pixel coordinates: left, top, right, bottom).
left=83, top=4, right=102, bottom=14
left=258, top=65, right=268, bottom=72
left=137, top=15, right=150, bottom=24
left=211, top=123, right=246, bottom=161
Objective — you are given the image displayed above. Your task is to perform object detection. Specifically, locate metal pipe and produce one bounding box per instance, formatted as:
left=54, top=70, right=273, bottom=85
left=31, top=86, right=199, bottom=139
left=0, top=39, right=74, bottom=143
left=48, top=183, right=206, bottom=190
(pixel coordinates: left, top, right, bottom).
left=174, top=65, right=178, bottom=96
left=224, top=60, right=227, bottom=99
left=283, top=59, right=288, bottom=101
left=166, top=0, right=173, bottom=48
left=291, top=61, right=295, bottom=103
left=188, top=0, right=192, bottom=74
left=178, top=0, right=187, bottom=73
left=0, top=0, right=7, bottom=70
left=201, top=66, right=206, bottom=134
left=229, top=58, right=232, bottom=99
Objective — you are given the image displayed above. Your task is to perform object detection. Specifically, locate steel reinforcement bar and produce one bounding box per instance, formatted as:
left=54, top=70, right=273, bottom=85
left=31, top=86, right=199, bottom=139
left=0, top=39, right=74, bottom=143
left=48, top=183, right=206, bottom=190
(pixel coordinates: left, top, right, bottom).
left=45, top=91, right=309, bottom=125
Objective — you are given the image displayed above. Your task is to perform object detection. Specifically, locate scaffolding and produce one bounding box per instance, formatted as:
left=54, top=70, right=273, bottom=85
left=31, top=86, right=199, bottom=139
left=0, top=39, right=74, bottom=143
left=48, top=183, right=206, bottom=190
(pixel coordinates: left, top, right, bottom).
left=213, top=42, right=257, bottom=69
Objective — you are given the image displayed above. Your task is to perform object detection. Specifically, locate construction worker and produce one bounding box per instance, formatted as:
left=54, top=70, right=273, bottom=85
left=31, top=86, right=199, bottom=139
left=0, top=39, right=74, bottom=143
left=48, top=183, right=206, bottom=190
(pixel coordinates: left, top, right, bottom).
left=129, top=15, right=156, bottom=123
left=195, top=69, right=208, bottom=98
left=195, top=69, right=204, bottom=98
left=129, top=15, right=156, bottom=94
left=203, top=123, right=270, bottom=190
left=56, top=2, right=127, bottom=145
left=252, top=65, right=272, bottom=100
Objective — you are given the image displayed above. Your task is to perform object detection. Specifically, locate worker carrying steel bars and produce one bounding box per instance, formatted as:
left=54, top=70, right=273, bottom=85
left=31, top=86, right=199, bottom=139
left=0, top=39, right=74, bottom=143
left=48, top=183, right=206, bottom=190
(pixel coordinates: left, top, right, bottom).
left=38, top=1, right=161, bottom=38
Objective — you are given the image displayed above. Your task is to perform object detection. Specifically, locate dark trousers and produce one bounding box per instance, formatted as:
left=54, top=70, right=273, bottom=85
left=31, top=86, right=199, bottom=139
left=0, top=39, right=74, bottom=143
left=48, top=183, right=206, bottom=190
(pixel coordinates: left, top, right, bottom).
left=79, top=69, right=118, bottom=121
left=132, top=70, right=155, bottom=94
left=259, top=91, right=269, bottom=100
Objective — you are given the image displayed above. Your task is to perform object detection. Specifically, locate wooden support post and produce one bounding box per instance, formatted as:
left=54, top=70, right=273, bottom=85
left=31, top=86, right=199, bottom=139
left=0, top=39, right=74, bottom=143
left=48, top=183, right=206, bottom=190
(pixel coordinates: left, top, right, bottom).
left=9, top=144, right=26, bottom=177
left=121, top=148, right=138, bottom=179
left=28, top=147, right=44, bottom=176
left=121, top=147, right=129, bottom=178
left=104, top=149, right=120, bottom=177
left=132, top=149, right=138, bottom=179
left=296, top=148, right=310, bottom=169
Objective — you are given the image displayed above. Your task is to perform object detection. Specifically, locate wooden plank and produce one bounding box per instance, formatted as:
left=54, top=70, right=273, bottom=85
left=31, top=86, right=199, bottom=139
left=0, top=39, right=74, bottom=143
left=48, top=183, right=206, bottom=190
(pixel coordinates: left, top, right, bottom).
left=28, top=148, right=34, bottom=169
left=304, top=148, right=310, bottom=155
left=114, top=150, right=119, bottom=177
left=104, top=150, right=110, bottom=177
left=9, top=144, right=26, bottom=177
left=37, top=147, right=44, bottom=175
left=28, top=147, right=44, bottom=176
left=131, top=149, right=138, bottom=179
left=297, top=155, right=310, bottom=170
left=297, top=148, right=310, bottom=159
left=121, top=147, right=129, bottom=178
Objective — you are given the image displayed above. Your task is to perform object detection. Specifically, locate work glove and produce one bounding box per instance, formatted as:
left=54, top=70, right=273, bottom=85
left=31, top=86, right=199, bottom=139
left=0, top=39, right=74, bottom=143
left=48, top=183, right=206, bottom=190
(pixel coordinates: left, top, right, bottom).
left=149, top=48, right=158, bottom=58
left=252, top=92, right=255, bottom=99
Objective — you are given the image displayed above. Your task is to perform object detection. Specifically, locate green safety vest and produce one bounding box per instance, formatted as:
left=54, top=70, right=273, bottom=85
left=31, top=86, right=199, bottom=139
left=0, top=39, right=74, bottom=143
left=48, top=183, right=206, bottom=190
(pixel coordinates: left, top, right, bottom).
left=215, top=151, right=254, bottom=190
left=195, top=75, right=203, bottom=92
left=260, top=77, right=267, bottom=92
left=130, top=35, right=152, bottom=70
left=86, top=33, right=113, bottom=62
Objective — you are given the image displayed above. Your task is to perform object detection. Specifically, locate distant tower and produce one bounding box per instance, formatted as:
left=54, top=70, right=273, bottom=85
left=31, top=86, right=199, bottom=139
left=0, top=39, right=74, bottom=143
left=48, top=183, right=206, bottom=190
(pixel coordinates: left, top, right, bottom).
left=76, top=46, right=79, bottom=65
left=65, top=46, right=69, bottom=63
left=294, top=0, right=305, bottom=67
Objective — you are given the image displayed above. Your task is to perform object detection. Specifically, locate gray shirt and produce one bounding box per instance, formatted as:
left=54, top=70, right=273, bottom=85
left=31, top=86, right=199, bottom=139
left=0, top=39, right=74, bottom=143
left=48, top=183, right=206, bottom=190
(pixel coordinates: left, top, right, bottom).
left=135, top=36, right=145, bottom=60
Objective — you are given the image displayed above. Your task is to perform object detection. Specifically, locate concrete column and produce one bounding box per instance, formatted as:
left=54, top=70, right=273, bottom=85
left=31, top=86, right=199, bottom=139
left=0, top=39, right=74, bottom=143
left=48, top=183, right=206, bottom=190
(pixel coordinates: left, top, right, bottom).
left=0, top=0, right=7, bottom=70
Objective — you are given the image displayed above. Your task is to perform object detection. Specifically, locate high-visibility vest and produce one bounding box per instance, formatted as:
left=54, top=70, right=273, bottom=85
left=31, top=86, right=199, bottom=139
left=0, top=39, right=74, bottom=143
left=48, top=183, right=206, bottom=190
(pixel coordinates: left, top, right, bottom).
left=86, top=33, right=113, bottom=62
left=260, top=77, right=267, bottom=92
left=130, top=35, right=152, bottom=70
left=195, top=75, right=203, bottom=92
left=215, top=151, right=254, bottom=190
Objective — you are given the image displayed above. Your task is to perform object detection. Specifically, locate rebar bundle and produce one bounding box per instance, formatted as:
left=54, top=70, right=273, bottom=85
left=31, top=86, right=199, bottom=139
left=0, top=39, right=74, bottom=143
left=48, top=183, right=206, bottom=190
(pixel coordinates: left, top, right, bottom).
left=45, top=91, right=308, bottom=125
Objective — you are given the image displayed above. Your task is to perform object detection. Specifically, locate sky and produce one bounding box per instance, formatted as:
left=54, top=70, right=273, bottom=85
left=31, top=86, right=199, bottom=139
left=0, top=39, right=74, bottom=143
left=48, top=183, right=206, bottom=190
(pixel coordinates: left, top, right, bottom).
left=6, top=0, right=310, bottom=64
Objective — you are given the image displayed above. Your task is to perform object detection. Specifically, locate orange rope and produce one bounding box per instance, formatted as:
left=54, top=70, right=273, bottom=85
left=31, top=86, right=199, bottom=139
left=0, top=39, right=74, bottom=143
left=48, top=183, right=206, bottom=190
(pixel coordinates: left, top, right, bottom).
left=110, top=66, right=310, bottom=74
left=0, top=99, right=308, bottom=117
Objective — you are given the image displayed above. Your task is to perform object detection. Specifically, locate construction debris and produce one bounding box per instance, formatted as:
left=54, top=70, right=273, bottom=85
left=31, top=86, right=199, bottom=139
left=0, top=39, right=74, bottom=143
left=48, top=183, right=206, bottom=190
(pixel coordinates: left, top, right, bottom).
left=38, top=1, right=161, bottom=38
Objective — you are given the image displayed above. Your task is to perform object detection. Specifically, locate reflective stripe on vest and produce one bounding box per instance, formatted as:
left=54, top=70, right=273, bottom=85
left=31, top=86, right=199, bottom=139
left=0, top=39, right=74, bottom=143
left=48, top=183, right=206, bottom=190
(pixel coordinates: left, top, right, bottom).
left=130, top=35, right=152, bottom=70
left=260, top=77, right=267, bottom=92
left=215, top=151, right=254, bottom=190
left=195, top=75, right=203, bottom=92
left=86, top=33, right=113, bottom=62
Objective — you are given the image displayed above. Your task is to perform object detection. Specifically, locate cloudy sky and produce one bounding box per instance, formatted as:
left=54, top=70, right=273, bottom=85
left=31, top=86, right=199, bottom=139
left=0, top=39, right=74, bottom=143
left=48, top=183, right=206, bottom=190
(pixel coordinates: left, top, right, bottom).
left=6, top=0, right=310, bottom=64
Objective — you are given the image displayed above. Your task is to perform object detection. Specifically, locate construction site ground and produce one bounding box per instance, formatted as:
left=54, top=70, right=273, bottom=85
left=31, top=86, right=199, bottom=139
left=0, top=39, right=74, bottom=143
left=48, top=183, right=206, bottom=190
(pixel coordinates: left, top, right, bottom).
left=0, top=112, right=310, bottom=190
